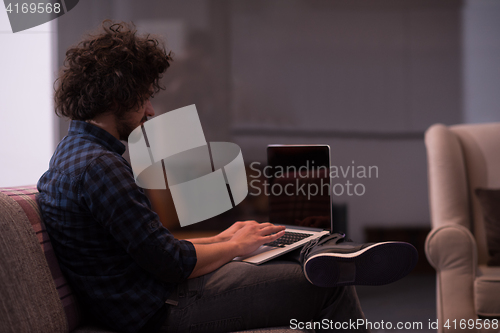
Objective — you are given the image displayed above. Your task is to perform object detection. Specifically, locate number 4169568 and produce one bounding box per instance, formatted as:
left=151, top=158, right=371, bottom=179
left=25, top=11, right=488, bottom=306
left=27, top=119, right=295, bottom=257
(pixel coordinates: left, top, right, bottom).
left=444, top=319, right=499, bottom=330
left=5, top=2, right=61, bottom=14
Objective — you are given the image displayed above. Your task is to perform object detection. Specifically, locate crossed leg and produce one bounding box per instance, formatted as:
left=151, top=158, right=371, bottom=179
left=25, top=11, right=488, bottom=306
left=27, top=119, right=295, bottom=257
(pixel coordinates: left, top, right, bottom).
left=160, top=260, right=368, bottom=332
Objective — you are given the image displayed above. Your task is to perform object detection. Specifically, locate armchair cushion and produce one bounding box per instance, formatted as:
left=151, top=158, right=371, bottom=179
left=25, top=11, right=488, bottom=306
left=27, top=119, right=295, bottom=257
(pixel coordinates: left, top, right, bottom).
left=474, top=265, right=500, bottom=317
left=475, top=188, right=500, bottom=266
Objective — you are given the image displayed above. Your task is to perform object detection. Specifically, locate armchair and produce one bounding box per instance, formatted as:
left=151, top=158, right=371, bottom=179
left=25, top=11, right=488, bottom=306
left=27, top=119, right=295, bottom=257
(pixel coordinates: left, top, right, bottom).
left=424, top=123, right=500, bottom=332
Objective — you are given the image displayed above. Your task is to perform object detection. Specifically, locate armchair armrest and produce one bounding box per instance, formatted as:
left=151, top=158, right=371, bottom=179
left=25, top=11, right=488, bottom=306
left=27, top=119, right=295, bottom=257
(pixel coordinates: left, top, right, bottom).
left=425, top=224, right=478, bottom=333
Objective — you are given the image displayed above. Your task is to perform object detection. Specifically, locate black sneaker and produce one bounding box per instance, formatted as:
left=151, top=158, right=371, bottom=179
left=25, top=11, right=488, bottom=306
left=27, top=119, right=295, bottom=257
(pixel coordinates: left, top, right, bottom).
left=300, top=233, right=418, bottom=288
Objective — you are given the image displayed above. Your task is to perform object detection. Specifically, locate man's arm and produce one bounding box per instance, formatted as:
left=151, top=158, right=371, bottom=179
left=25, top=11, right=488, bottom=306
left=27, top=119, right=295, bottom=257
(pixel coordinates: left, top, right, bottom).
left=188, top=222, right=285, bottom=278
left=83, top=155, right=283, bottom=281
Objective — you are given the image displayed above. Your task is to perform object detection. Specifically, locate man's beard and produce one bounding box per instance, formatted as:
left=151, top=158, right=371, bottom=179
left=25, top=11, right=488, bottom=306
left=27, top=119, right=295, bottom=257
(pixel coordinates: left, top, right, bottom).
left=116, top=114, right=148, bottom=141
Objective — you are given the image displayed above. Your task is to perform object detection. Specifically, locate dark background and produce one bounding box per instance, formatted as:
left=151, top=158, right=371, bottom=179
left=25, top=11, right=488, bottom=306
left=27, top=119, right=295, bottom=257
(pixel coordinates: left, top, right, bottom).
left=54, top=0, right=500, bottom=244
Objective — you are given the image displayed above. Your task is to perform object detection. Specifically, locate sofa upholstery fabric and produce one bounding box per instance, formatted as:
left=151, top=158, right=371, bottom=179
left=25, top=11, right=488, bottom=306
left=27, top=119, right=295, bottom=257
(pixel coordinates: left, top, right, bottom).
left=0, top=188, right=68, bottom=332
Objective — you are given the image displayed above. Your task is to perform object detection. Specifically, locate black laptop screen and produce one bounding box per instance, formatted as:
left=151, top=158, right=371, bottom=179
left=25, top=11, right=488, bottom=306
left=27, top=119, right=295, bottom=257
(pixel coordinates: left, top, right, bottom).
left=267, top=145, right=332, bottom=232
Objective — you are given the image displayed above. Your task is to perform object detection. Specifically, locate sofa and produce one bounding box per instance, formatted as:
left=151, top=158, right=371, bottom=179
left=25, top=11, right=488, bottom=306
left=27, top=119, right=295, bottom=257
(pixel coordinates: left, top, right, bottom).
left=0, top=185, right=115, bottom=333
left=424, top=123, right=500, bottom=333
left=0, top=185, right=306, bottom=333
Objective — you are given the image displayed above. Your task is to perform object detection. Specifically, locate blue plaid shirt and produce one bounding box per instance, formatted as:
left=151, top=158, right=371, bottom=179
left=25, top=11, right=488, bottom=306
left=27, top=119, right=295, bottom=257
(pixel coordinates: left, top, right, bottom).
left=37, top=120, right=197, bottom=332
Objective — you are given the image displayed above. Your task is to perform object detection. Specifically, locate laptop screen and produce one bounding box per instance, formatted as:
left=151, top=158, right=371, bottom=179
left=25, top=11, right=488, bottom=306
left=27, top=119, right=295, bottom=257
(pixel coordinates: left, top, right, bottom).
left=267, top=145, right=332, bottom=232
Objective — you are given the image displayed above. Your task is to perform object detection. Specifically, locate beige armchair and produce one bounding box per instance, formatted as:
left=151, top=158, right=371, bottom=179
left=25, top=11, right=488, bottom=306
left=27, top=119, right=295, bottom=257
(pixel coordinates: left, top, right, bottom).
left=425, top=123, right=500, bottom=332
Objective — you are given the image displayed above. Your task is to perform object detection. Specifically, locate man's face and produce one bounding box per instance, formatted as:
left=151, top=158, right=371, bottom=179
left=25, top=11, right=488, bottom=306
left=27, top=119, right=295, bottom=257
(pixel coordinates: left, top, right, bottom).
left=116, top=99, right=155, bottom=141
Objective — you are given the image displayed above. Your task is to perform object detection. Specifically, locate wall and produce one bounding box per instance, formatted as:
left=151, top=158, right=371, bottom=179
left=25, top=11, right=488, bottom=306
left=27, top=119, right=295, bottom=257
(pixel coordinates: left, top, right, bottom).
left=463, top=0, right=500, bottom=123
left=0, top=9, right=56, bottom=187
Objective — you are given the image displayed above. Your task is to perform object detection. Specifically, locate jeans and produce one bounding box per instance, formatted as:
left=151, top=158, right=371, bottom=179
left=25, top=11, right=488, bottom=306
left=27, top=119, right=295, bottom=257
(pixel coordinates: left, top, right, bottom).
left=159, top=260, right=368, bottom=332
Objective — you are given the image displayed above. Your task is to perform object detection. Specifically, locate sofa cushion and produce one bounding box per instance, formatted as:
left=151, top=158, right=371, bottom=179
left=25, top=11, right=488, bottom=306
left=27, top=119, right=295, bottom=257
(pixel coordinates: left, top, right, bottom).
left=0, top=186, right=82, bottom=332
left=475, top=265, right=500, bottom=317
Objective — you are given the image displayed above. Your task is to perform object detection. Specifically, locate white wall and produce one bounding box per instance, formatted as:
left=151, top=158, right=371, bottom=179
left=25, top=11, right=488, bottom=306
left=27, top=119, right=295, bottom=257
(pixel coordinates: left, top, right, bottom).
left=463, top=0, right=500, bottom=123
left=0, top=9, right=56, bottom=187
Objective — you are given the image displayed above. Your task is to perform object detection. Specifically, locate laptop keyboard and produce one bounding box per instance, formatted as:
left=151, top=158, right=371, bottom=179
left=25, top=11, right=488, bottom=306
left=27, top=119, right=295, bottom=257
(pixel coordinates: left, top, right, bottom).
left=264, top=231, right=313, bottom=248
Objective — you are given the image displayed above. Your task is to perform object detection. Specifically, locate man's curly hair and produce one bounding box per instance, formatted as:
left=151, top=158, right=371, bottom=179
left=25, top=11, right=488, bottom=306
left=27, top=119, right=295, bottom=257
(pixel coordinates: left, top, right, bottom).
left=54, top=20, right=171, bottom=120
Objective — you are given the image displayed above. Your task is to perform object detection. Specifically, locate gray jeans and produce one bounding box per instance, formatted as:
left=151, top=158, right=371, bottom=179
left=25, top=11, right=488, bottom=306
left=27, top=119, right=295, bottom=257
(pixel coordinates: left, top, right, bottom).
left=159, top=260, right=368, bottom=332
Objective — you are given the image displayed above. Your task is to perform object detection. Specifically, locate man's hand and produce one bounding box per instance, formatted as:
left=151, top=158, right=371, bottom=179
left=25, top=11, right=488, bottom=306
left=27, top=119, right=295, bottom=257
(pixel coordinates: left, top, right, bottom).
left=228, top=222, right=285, bottom=257
left=188, top=221, right=266, bottom=244
left=188, top=222, right=285, bottom=278
left=214, top=220, right=259, bottom=242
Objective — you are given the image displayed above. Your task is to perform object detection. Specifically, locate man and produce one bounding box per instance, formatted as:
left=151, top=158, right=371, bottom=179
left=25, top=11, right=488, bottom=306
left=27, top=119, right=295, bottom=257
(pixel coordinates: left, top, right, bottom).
left=38, top=20, right=412, bottom=333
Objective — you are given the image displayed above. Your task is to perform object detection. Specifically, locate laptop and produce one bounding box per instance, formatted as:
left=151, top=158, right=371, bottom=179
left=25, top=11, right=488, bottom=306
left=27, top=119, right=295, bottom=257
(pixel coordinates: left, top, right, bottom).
left=234, top=144, right=333, bottom=264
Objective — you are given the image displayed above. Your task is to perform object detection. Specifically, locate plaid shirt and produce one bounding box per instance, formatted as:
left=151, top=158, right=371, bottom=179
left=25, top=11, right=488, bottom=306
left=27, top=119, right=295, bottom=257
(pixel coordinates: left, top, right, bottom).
left=37, top=120, right=197, bottom=333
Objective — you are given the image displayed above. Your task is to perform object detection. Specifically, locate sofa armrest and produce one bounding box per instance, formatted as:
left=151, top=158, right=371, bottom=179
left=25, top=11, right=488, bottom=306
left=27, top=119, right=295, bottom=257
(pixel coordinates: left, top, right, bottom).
left=426, top=224, right=478, bottom=333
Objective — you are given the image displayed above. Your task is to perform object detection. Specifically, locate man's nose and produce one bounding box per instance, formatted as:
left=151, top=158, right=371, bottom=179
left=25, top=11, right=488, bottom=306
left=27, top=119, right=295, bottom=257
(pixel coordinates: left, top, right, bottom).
left=146, top=100, right=155, bottom=117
